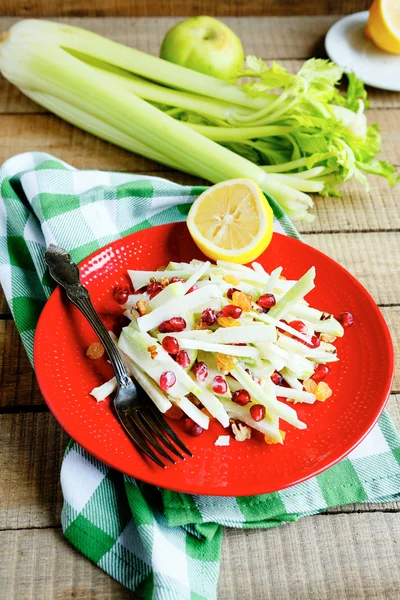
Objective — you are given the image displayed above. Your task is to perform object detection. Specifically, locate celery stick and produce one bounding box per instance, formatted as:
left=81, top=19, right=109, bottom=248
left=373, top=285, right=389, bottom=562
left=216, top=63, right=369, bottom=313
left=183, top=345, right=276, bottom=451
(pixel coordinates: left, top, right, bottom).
left=171, top=396, right=209, bottom=429
left=280, top=368, right=303, bottom=391
left=128, top=268, right=197, bottom=290
left=231, top=365, right=306, bottom=429
left=273, top=386, right=316, bottom=404
left=219, top=397, right=282, bottom=441
left=182, top=261, right=211, bottom=293
left=90, top=377, right=117, bottom=402
left=147, top=282, right=185, bottom=311
left=267, top=268, right=316, bottom=320
left=137, top=285, right=222, bottom=332
left=178, top=338, right=260, bottom=358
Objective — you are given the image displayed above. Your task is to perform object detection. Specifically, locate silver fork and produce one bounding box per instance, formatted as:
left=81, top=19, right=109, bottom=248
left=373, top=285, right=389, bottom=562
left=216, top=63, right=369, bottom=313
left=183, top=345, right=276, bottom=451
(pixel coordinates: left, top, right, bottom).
left=44, top=244, right=192, bottom=468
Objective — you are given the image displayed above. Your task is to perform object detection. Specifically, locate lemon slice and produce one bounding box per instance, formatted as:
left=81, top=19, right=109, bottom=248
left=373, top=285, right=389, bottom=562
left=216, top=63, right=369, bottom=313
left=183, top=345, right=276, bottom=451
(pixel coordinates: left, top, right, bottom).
left=366, top=0, right=400, bottom=54
left=187, top=179, right=273, bottom=264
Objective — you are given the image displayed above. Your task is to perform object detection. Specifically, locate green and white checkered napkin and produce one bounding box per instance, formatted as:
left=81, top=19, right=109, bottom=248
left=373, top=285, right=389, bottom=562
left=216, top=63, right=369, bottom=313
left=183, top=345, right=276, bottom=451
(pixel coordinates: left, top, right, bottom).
left=1, top=152, right=400, bottom=600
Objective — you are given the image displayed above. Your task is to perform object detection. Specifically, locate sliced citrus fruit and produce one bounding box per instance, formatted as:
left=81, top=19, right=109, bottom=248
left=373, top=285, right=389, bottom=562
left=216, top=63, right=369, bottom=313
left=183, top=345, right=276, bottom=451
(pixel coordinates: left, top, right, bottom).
left=366, top=0, right=400, bottom=54
left=187, top=178, right=273, bottom=264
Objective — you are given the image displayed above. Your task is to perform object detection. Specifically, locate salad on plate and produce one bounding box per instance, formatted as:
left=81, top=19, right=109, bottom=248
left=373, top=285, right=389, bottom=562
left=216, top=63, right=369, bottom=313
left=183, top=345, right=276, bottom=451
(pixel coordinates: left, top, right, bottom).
left=89, top=259, right=353, bottom=445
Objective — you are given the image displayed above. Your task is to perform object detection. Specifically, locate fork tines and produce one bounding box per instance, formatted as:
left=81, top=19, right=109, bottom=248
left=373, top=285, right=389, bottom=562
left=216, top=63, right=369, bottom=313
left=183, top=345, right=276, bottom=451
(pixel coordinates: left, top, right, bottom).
left=120, top=405, right=192, bottom=468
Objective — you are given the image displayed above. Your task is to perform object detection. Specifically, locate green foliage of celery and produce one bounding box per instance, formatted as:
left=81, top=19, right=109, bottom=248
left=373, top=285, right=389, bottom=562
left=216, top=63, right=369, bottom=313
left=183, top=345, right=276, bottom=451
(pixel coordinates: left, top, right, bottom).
left=170, top=57, right=399, bottom=196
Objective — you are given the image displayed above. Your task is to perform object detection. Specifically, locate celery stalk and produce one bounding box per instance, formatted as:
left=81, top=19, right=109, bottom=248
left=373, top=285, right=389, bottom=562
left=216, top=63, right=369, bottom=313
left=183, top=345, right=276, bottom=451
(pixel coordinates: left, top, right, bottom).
left=267, top=268, right=316, bottom=320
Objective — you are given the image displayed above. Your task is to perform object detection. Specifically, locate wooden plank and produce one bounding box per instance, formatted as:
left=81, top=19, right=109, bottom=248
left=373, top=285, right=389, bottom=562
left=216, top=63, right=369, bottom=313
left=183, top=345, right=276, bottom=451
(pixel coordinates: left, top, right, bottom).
left=1, top=511, right=400, bottom=600
left=0, top=290, right=11, bottom=315
left=0, top=412, right=67, bottom=530
left=300, top=176, right=400, bottom=234
left=1, top=395, right=399, bottom=531
left=0, top=528, right=130, bottom=599
left=0, top=1, right=370, bottom=18
left=219, top=512, right=400, bottom=600
left=0, top=320, right=43, bottom=408
left=0, top=15, right=338, bottom=60
left=302, top=232, right=400, bottom=306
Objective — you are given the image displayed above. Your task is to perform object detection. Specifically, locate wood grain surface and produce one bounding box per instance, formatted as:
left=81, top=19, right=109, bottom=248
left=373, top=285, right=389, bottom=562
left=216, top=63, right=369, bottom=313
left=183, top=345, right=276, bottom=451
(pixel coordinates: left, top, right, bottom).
left=1, top=0, right=371, bottom=18
left=0, top=13, right=399, bottom=600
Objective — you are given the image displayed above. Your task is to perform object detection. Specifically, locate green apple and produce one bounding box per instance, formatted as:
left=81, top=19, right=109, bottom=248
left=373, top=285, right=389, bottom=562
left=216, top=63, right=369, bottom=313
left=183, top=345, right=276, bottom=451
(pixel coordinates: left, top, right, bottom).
left=160, top=16, right=244, bottom=81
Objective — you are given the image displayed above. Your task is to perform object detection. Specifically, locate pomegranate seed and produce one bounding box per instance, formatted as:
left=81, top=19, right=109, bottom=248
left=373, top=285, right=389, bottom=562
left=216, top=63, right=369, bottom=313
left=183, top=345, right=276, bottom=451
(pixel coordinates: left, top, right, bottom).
left=312, top=364, right=330, bottom=382
left=271, top=371, right=283, bottom=385
left=134, top=285, right=147, bottom=294
left=186, top=284, right=198, bottom=294
left=250, top=404, right=265, bottom=421
left=201, top=307, right=216, bottom=325
left=231, top=388, right=251, bottom=406
left=184, top=418, right=203, bottom=437
left=176, top=349, right=190, bottom=368
left=339, top=311, right=354, bottom=328
left=165, top=405, right=184, bottom=420
left=218, top=304, right=242, bottom=319
left=257, top=294, right=276, bottom=310
left=158, top=317, right=186, bottom=333
left=192, top=361, right=209, bottom=382
left=170, top=276, right=185, bottom=284
left=113, top=285, right=129, bottom=305
left=161, top=336, right=179, bottom=355
left=227, top=287, right=239, bottom=300
left=310, top=335, right=321, bottom=348
left=146, top=281, right=163, bottom=297
left=212, top=375, right=228, bottom=395
left=159, top=371, right=176, bottom=391
left=288, top=320, right=308, bottom=334
left=149, top=288, right=163, bottom=300
left=301, top=335, right=321, bottom=348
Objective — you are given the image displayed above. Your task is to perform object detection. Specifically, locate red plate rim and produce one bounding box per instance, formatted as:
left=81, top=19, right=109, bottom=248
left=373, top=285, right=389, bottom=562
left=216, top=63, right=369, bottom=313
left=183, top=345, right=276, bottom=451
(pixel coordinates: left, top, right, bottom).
left=34, top=226, right=394, bottom=496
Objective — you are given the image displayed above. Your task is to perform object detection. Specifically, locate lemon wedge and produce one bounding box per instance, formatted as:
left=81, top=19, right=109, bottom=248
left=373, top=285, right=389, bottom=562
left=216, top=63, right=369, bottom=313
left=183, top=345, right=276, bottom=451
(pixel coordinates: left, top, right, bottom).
left=366, top=0, right=400, bottom=54
left=187, top=179, right=273, bottom=264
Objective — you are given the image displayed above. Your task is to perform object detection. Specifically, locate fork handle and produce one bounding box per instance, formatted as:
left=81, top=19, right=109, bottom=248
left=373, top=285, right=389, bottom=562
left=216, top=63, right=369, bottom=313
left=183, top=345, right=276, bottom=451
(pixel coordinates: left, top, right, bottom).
left=44, top=244, right=132, bottom=389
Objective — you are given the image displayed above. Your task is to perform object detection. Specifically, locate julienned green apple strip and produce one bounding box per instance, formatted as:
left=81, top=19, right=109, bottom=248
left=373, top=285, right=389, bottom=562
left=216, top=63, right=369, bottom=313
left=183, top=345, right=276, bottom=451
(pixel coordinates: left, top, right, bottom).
left=0, top=20, right=315, bottom=220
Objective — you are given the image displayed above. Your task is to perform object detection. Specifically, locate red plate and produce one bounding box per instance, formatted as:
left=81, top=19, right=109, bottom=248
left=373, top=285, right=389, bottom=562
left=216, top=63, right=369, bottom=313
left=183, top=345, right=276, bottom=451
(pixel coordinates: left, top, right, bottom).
left=34, top=223, right=394, bottom=496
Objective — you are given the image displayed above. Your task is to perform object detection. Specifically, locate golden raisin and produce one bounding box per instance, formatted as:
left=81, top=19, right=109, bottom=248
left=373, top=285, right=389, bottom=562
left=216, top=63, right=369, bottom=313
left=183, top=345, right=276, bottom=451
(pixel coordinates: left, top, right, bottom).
left=136, top=299, right=147, bottom=316
left=315, top=381, right=332, bottom=402
left=217, top=316, right=241, bottom=328
left=149, top=277, right=156, bottom=283
left=86, top=342, right=105, bottom=360
left=223, top=274, right=239, bottom=285
left=216, top=353, right=238, bottom=372
left=320, top=333, right=336, bottom=343
left=303, top=378, right=317, bottom=394
left=232, top=290, right=253, bottom=312
left=264, top=429, right=286, bottom=444
left=147, top=345, right=158, bottom=359
left=165, top=405, right=184, bottom=420
left=157, top=265, right=167, bottom=271
left=194, top=319, right=209, bottom=330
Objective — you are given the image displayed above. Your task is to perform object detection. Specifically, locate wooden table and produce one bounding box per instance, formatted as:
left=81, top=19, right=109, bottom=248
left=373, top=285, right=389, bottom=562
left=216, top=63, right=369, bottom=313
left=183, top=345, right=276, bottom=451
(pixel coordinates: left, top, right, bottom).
left=1, top=11, right=400, bottom=600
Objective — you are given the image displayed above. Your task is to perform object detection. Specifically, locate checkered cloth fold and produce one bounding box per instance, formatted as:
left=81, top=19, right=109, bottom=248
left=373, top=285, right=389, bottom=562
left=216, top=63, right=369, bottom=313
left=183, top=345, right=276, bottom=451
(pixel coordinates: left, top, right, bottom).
left=1, top=152, right=399, bottom=600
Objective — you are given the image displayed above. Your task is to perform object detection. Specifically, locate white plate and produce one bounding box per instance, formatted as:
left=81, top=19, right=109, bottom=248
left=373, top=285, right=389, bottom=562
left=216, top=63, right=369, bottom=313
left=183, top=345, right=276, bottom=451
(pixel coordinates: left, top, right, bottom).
left=325, top=11, right=400, bottom=92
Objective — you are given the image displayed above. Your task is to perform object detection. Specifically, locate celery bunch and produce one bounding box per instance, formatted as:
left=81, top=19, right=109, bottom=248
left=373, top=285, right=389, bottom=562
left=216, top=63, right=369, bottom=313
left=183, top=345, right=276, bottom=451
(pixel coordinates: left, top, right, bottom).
left=0, top=20, right=397, bottom=221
